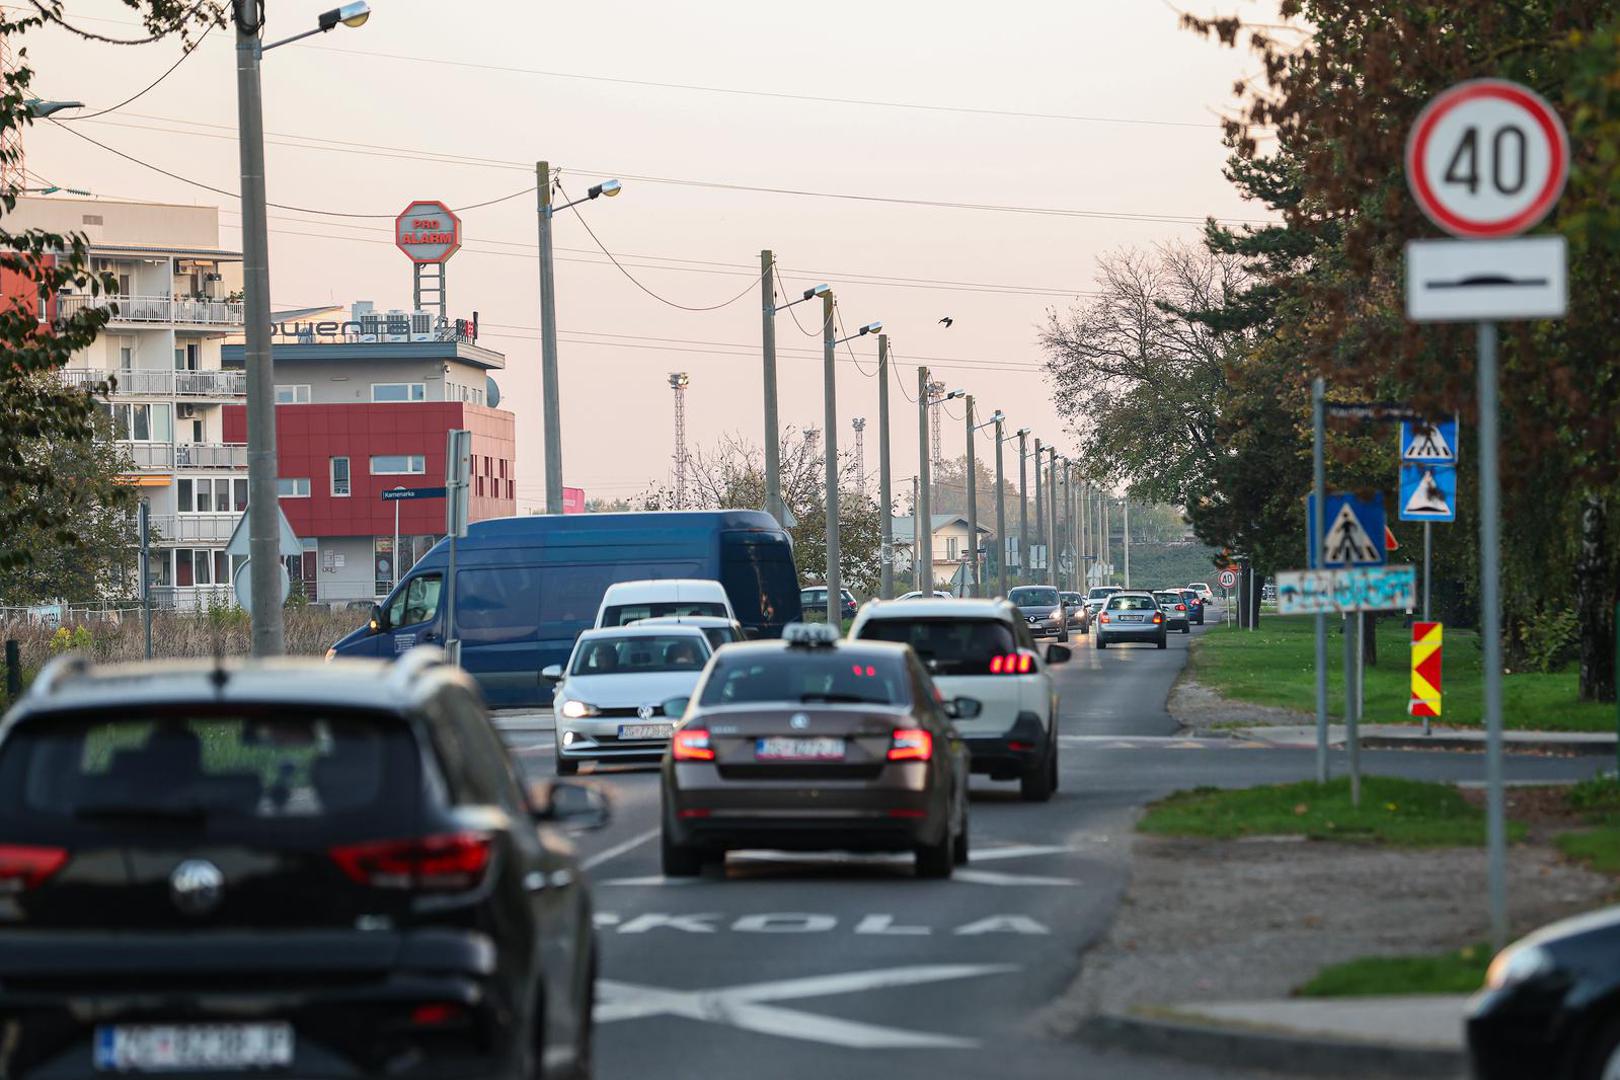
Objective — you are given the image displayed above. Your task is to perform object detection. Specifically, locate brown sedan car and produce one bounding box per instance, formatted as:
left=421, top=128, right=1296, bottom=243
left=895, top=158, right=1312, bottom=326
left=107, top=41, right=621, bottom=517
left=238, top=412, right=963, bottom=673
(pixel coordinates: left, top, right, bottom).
left=658, top=623, right=974, bottom=879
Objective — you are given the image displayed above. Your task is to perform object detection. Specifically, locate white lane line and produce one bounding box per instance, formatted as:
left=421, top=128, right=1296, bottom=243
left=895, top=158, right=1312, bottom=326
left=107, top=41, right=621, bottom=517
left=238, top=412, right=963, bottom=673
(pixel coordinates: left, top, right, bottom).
left=952, top=869, right=1078, bottom=887
left=596, top=963, right=1018, bottom=1049
left=968, top=843, right=1097, bottom=861
left=581, top=827, right=660, bottom=873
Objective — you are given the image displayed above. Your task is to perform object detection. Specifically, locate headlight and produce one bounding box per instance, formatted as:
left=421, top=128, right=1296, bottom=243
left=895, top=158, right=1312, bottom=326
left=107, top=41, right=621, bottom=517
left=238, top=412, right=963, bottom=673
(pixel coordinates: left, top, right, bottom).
left=1485, top=944, right=1555, bottom=991
left=560, top=699, right=600, bottom=719
left=323, top=646, right=336, bottom=661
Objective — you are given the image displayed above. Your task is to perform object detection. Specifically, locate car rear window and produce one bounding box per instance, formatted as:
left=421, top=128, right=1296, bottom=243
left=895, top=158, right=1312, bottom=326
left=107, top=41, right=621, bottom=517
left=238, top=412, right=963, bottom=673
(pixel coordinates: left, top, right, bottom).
left=1107, top=595, right=1160, bottom=611
left=572, top=634, right=710, bottom=675
left=0, top=711, right=415, bottom=824
left=699, top=652, right=908, bottom=707
left=1009, top=587, right=1058, bottom=607
left=857, top=617, right=1017, bottom=676
left=602, top=601, right=728, bottom=626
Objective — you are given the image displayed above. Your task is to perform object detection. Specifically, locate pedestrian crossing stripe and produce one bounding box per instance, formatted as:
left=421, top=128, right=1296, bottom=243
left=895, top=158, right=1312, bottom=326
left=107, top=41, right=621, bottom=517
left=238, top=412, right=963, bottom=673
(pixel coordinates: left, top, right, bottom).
left=1410, top=621, right=1443, bottom=717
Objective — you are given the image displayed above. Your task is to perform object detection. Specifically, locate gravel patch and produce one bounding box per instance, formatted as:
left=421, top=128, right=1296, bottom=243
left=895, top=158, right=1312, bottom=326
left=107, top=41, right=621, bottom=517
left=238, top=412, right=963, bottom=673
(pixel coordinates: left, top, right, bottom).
left=1169, top=674, right=1315, bottom=735
left=1040, top=833, right=1616, bottom=1038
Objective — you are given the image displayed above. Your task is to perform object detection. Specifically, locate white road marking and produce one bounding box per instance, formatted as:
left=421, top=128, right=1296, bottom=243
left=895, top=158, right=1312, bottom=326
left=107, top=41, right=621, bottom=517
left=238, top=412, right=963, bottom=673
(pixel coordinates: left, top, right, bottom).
left=855, top=914, right=930, bottom=935
left=952, top=869, right=1077, bottom=887
left=616, top=912, right=719, bottom=934
left=968, top=843, right=1098, bottom=861
left=732, top=912, right=838, bottom=933
left=581, top=827, right=660, bottom=872
left=596, top=963, right=1018, bottom=1049
left=593, top=912, right=1055, bottom=935
left=600, top=840, right=1095, bottom=886
left=512, top=741, right=555, bottom=755
left=953, top=915, right=1051, bottom=935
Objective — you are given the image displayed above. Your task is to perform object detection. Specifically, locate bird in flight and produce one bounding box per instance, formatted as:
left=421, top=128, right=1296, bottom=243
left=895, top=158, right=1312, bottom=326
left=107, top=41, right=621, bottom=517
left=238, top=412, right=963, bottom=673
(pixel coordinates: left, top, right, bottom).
left=938, top=317, right=954, bottom=328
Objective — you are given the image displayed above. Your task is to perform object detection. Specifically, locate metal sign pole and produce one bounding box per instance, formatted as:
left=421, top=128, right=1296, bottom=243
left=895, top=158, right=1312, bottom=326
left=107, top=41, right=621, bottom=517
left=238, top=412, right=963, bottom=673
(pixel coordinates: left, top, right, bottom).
left=1313, top=378, right=1328, bottom=783
left=1478, top=320, right=1507, bottom=951
left=1343, top=612, right=1357, bottom=805
left=1423, top=520, right=1433, bottom=738
left=393, top=495, right=401, bottom=591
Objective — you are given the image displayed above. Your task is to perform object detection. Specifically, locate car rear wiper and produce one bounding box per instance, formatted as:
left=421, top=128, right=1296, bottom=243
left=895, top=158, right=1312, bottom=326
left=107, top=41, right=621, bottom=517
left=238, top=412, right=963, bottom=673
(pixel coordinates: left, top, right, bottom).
left=73, top=802, right=217, bottom=822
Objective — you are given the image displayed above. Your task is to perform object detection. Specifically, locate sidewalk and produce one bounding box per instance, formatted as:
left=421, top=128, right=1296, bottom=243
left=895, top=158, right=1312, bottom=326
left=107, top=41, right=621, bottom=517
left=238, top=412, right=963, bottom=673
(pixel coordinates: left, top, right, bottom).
left=1240, top=722, right=1617, bottom=756
left=1085, top=995, right=1468, bottom=1078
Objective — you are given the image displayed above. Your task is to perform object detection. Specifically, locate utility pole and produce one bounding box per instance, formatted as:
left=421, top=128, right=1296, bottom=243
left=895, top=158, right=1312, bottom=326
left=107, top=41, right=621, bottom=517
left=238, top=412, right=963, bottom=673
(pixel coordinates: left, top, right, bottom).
left=877, top=334, right=894, bottom=599
left=138, top=499, right=152, bottom=660
left=821, top=291, right=841, bottom=613
left=1102, top=496, right=1111, bottom=584
left=1046, top=449, right=1059, bottom=594
left=669, top=372, right=690, bottom=509
left=1122, top=494, right=1131, bottom=588
left=1079, top=479, right=1089, bottom=590
left=917, top=367, right=933, bottom=594
left=536, top=161, right=564, bottom=515
left=1059, top=463, right=1071, bottom=591
left=1068, top=466, right=1079, bottom=592
left=1033, top=439, right=1044, bottom=582
left=994, top=414, right=1007, bottom=598
left=911, top=477, right=921, bottom=594
left=851, top=417, right=867, bottom=486
left=760, top=249, right=783, bottom=523
left=234, top=0, right=284, bottom=655
left=965, top=396, right=978, bottom=598
left=1017, top=430, right=1029, bottom=587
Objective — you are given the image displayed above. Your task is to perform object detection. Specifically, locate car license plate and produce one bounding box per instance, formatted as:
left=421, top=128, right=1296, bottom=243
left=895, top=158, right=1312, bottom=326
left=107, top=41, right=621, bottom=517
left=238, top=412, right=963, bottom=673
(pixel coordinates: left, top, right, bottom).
left=618, top=723, right=673, bottom=740
left=95, top=1023, right=293, bottom=1071
left=756, top=737, right=846, bottom=761
left=1119, top=615, right=1143, bottom=622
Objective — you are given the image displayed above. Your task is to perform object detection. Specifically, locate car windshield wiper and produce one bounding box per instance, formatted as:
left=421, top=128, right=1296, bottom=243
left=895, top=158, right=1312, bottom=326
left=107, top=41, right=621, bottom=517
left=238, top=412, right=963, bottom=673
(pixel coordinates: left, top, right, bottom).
left=73, top=802, right=219, bottom=822
left=799, top=692, right=881, bottom=704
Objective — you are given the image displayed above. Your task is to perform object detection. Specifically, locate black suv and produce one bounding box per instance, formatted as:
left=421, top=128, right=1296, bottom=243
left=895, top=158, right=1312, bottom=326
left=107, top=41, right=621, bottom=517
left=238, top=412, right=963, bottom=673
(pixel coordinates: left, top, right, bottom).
left=0, top=649, right=605, bottom=1079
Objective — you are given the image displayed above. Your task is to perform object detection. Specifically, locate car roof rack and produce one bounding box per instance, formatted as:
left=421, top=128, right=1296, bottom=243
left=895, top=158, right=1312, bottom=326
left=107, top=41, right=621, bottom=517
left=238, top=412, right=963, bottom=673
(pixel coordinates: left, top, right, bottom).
left=26, top=653, right=92, bottom=699
left=387, top=645, right=447, bottom=691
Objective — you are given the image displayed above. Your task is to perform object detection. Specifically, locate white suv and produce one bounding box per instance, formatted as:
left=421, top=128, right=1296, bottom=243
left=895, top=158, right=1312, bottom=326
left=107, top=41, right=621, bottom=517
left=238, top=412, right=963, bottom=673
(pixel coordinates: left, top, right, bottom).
left=849, top=598, right=1070, bottom=802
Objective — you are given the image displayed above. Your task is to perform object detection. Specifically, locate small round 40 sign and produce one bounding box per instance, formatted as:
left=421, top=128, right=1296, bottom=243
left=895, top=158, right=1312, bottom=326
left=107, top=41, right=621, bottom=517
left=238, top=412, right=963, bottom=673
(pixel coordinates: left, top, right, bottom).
left=1405, top=79, right=1569, bottom=238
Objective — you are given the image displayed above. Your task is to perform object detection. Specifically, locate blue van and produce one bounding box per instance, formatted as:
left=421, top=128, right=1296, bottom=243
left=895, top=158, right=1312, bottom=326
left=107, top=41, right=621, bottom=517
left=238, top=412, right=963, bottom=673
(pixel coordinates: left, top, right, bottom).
left=329, top=511, right=801, bottom=707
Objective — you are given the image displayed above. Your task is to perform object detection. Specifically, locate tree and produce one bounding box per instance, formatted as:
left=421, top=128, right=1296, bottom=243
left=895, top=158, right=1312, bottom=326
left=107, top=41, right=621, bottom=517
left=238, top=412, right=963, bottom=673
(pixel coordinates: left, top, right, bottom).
left=0, top=2, right=222, bottom=574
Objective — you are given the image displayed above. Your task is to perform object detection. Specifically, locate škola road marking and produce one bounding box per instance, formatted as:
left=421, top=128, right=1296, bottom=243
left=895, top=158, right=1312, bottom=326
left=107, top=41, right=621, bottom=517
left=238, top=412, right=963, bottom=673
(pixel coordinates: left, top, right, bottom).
left=599, top=842, right=1089, bottom=886
left=591, top=911, right=1051, bottom=935
left=596, top=963, right=1019, bottom=1049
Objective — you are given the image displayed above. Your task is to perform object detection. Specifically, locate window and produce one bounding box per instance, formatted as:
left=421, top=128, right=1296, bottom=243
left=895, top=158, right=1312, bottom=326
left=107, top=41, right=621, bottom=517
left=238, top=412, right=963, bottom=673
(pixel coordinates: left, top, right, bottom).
left=600, top=601, right=729, bottom=627
left=275, top=384, right=311, bottom=404
left=857, top=617, right=1017, bottom=676
left=117, top=341, right=134, bottom=372
left=387, top=573, right=442, bottom=629
left=177, top=478, right=240, bottom=514
left=173, top=548, right=229, bottom=587
left=173, top=343, right=199, bottom=371
left=699, top=652, right=907, bottom=708
left=277, top=478, right=311, bottom=498
left=370, top=454, right=425, bottom=475
left=104, top=402, right=172, bottom=443
left=946, top=537, right=960, bottom=561
left=569, top=634, right=710, bottom=675
left=330, top=457, right=350, bottom=497
left=371, top=383, right=426, bottom=403
left=1106, top=594, right=1160, bottom=612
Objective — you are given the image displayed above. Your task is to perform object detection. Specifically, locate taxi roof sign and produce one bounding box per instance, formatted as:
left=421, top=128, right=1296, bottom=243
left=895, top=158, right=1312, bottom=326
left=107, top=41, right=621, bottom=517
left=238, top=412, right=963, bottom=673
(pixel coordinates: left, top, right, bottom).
left=783, top=622, right=842, bottom=648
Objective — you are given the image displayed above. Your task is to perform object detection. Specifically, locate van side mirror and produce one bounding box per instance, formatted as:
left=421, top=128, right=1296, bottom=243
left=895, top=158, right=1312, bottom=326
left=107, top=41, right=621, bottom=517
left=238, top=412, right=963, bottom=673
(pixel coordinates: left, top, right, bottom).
left=368, top=603, right=389, bottom=634
left=530, top=779, right=611, bottom=831
left=1045, top=644, right=1072, bottom=665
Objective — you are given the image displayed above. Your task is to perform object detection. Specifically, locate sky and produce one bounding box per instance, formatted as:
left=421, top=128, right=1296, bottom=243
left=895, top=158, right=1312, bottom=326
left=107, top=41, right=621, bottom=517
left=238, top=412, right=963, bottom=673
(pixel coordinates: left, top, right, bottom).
left=24, top=0, right=1275, bottom=511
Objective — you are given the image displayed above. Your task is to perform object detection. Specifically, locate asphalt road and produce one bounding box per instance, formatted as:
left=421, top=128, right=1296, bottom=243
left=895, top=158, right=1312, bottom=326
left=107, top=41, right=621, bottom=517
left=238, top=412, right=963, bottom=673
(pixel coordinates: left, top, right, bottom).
left=503, top=616, right=1605, bottom=1079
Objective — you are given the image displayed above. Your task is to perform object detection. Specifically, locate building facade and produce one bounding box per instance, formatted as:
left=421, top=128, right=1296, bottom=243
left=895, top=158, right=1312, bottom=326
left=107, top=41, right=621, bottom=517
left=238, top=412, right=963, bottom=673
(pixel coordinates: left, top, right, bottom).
left=890, top=514, right=996, bottom=591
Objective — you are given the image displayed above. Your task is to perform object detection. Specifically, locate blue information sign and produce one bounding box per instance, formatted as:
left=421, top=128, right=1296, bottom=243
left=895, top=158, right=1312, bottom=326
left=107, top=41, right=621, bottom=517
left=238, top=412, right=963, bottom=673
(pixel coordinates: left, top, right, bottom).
left=1307, top=492, right=1387, bottom=569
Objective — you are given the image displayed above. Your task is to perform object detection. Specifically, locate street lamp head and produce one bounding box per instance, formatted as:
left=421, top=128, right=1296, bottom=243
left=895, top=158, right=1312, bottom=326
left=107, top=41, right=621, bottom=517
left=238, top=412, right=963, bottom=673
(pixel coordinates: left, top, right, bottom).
left=947, top=389, right=965, bottom=400
left=24, top=99, right=82, bottom=119
left=317, top=2, right=370, bottom=31
left=1016, top=427, right=1031, bottom=437
left=803, top=284, right=830, bottom=301
left=860, top=321, right=882, bottom=335
left=589, top=179, right=623, bottom=199
left=991, top=411, right=1006, bottom=424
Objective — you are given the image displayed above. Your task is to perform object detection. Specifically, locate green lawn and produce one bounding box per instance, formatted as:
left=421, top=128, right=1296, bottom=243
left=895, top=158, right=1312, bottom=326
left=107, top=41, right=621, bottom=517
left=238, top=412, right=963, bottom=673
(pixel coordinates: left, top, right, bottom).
left=1296, top=944, right=1491, bottom=997
left=1554, top=777, right=1620, bottom=875
left=1192, top=615, right=1612, bottom=732
left=1138, top=776, right=1523, bottom=847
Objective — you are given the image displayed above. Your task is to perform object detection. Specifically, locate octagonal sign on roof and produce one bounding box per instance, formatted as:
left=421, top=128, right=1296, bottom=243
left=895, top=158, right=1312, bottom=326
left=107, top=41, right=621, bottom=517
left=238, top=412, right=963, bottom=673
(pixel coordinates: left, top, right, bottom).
left=395, top=200, right=462, bottom=264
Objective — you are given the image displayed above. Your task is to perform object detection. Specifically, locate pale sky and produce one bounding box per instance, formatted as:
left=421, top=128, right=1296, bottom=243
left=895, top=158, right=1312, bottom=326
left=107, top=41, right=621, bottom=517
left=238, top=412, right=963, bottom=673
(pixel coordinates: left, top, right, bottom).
left=27, top=0, right=1272, bottom=510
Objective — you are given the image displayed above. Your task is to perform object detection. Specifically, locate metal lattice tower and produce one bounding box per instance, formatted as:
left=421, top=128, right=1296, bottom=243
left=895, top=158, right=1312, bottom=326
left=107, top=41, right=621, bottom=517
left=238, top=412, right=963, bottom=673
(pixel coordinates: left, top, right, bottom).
left=668, top=372, right=690, bottom=509
left=0, top=30, right=23, bottom=194
left=927, top=379, right=946, bottom=470
left=851, top=417, right=866, bottom=485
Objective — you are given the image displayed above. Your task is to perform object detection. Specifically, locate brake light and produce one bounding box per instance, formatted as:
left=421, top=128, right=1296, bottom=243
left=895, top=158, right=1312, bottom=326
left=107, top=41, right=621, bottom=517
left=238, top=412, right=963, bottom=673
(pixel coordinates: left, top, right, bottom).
left=330, top=832, right=493, bottom=891
left=1098, top=613, right=1110, bottom=624
left=888, top=728, right=933, bottom=761
left=1177, top=604, right=1186, bottom=611
left=410, top=1003, right=466, bottom=1027
left=672, top=728, right=715, bottom=761
left=988, top=651, right=1034, bottom=675
left=1153, top=613, right=1164, bottom=624
left=0, top=844, right=67, bottom=893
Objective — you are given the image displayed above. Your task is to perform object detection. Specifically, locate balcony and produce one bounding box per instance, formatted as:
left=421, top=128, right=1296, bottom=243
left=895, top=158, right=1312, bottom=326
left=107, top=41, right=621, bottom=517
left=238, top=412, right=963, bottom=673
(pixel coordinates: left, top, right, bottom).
left=61, top=367, right=245, bottom=398
left=150, top=585, right=237, bottom=611
left=57, top=293, right=245, bottom=327
left=147, top=512, right=242, bottom=545
left=123, top=442, right=248, bottom=472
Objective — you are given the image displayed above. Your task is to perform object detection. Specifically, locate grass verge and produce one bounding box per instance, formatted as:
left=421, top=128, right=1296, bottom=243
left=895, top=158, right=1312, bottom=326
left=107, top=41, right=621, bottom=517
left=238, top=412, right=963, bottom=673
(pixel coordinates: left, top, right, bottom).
left=1555, top=775, right=1620, bottom=875
left=1296, top=944, right=1490, bottom=997
left=1190, top=615, right=1611, bottom=732
left=1139, top=776, right=1524, bottom=847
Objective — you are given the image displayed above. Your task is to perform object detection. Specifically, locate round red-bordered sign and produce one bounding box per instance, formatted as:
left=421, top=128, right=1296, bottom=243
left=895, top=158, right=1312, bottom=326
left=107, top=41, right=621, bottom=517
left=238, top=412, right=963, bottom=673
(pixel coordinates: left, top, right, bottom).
left=1405, top=79, right=1568, bottom=239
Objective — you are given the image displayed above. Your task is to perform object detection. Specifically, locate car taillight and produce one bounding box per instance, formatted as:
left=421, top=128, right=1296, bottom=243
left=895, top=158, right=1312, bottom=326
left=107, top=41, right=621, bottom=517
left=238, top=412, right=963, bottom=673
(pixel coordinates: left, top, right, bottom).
left=330, top=832, right=493, bottom=891
left=1177, top=604, right=1186, bottom=611
left=1152, top=613, right=1164, bottom=624
left=0, top=844, right=67, bottom=893
left=888, top=728, right=933, bottom=761
left=1098, top=613, right=1110, bottom=624
left=988, top=651, right=1035, bottom=674
left=672, top=728, right=715, bottom=761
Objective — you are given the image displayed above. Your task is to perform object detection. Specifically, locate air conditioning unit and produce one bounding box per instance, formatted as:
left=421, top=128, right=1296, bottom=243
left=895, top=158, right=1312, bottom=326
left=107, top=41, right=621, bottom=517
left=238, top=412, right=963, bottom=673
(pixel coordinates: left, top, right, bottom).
left=383, top=309, right=410, bottom=342
left=358, top=313, right=382, bottom=342
left=177, top=403, right=197, bottom=418
left=408, top=311, right=434, bottom=342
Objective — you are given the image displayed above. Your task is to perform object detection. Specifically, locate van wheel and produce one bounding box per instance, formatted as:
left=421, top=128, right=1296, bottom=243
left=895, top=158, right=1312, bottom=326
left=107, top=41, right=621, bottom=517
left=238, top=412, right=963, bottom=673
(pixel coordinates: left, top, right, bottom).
left=661, top=828, right=703, bottom=878
left=556, top=756, right=580, bottom=777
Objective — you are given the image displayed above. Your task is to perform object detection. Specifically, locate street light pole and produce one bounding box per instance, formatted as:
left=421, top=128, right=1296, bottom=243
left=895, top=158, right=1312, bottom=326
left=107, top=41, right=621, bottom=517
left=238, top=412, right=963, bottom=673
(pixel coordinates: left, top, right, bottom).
left=234, top=0, right=284, bottom=656
left=1046, top=449, right=1060, bottom=596
left=1017, top=430, right=1029, bottom=586
left=917, top=367, right=932, bottom=594
left=1033, top=439, right=1044, bottom=582
left=761, top=249, right=781, bottom=523
left=994, top=415, right=1007, bottom=598
left=1122, top=493, right=1131, bottom=588
left=536, top=161, right=563, bottom=514
left=965, top=396, right=978, bottom=598
left=821, top=291, right=841, bottom=612
left=878, top=333, right=894, bottom=598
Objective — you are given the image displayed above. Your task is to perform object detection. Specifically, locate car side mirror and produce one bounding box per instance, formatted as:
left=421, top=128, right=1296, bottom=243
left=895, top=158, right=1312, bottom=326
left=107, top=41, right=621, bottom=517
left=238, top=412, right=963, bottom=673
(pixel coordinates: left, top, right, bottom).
left=531, top=779, right=611, bottom=831
left=368, top=603, right=389, bottom=634
left=950, top=696, right=983, bottom=719
left=1045, top=643, right=1072, bottom=665
left=663, top=696, right=691, bottom=720
left=742, top=627, right=761, bottom=640
left=541, top=664, right=564, bottom=683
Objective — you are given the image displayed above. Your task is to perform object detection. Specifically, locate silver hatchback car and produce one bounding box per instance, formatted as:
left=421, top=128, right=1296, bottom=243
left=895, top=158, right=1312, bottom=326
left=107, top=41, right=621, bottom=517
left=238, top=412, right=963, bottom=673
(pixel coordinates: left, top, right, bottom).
left=1095, top=591, right=1168, bottom=649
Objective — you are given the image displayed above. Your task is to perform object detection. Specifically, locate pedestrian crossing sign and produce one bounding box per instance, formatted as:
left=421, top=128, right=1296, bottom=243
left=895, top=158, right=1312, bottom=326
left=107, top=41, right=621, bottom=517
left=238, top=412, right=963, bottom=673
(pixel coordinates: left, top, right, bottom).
left=1307, top=492, right=1387, bottom=569
left=1399, top=417, right=1459, bottom=464
left=1399, top=463, right=1457, bottom=522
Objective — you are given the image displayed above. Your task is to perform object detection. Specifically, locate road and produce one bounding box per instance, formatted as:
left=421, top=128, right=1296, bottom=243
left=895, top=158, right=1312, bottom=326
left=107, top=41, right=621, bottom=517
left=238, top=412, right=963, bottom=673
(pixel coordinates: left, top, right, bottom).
left=502, top=618, right=1605, bottom=1079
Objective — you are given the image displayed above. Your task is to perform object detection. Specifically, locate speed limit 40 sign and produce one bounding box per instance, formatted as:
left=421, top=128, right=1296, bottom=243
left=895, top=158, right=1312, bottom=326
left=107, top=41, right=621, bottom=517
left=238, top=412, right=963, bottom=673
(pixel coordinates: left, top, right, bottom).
left=1405, top=78, right=1568, bottom=238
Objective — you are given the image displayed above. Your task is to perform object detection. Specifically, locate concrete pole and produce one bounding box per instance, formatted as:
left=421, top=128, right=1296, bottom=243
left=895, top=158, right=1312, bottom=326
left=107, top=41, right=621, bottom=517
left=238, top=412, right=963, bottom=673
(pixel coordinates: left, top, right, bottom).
left=821, top=292, right=841, bottom=614
left=912, top=476, right=921, bottom=594
left=1017, top=431, right=1029, bottom=587
left=234, top=0, right=284, bottom=655
left=537, top=162, right=564, bottom=514
left=1102, top=496, right=1110, bottom=583
left=965, top=396, right=978, bottom=598
left=1061, top=464, right=1072, bottom=591
left=1080, top=480, right=1089, bottom=589
left=917, top=368, right=932, bottom=593
left=761, top=250, right=783, bottom=524
left=1033, top=439, right=1044, bottom=581
left=138, top=499, right=152, bottom=660
left=1046, top=451, right=1060, bottom=600
left=878, top=334, right=894, bottom=599
left=994, top=417, right=1007, bottom=598
left=1122, top=495, right=1131, bottom=588
left=1069, top=468, right=1080, bottom=593
left=1478, top=320, right=1507, bottom=951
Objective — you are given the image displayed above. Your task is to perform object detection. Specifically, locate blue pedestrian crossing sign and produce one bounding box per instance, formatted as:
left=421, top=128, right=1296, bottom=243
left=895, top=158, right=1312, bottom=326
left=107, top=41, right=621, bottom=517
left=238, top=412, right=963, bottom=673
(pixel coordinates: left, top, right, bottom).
left=1399, top=417, right=1458, bottom=464
left=1308, top=493, right=1387, bottom=569
left=1400, top=463, right=1457, bottom=522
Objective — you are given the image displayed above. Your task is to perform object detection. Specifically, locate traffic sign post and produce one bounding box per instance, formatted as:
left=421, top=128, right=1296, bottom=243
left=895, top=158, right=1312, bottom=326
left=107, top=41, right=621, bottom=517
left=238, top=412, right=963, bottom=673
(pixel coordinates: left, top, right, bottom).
left=1308, top=493, right=1387, bottom=569
left=379, top=486, right=449, bottom=592
left=1410, top=622, right=1444, bottom=737
left=1405, top=78, right=1569, bottom=953
left=1399, top=417, right=1460, bottom=622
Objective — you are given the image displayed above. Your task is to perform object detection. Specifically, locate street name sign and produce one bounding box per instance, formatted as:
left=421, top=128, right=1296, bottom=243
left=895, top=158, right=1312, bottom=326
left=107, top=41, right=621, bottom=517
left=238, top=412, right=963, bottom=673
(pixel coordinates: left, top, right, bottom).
left=1400, top=464, right=1458, bottom=522
left=1307, top=493, right=1387, bottom=569
left=1406, top=235, right=1567, bottom=322
left=381, top=486, right=447, bottom=501
left=1277, top=565, right=1418, bottom=615
left=1399, top=418, right=1459, bottom=464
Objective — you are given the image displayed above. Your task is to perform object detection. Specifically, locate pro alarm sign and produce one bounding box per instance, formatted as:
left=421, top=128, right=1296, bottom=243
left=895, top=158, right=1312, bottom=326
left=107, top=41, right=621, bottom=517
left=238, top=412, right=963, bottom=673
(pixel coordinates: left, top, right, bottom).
left=394, top=200, right=462, bottom=264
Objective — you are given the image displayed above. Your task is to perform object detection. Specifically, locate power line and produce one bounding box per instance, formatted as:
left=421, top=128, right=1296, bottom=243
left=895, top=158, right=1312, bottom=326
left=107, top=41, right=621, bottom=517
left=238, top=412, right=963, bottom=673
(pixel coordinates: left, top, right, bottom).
left=24, top=0, right=216, bottom=45
left=59, top=21, right=214, bottom=119
left=835, top=307, right=878, bottom=379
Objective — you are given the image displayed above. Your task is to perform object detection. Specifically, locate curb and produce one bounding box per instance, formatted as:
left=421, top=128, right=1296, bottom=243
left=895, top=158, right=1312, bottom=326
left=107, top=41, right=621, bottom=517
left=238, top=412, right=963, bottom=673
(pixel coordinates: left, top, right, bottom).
left=1361, top=734, right=1615, bottom=757
left=1078, top=1011, right=1466, bottom=1079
